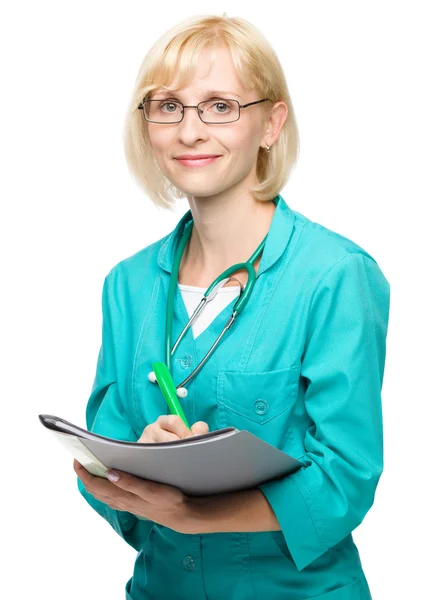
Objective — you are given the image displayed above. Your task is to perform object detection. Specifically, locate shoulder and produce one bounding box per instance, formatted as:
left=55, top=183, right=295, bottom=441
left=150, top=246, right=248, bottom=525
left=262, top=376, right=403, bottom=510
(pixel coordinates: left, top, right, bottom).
left=293, top=207, right=375, bottom=260
left=285, top=209, right=391, bottom=345
left=103, top=231, right=171, bottom=290
left=290, top=207, right=388, bottom=286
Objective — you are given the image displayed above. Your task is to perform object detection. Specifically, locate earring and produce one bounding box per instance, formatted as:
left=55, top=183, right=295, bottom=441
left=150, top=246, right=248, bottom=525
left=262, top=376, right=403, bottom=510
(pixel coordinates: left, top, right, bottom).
left=265, top=144, right=271, bottom=153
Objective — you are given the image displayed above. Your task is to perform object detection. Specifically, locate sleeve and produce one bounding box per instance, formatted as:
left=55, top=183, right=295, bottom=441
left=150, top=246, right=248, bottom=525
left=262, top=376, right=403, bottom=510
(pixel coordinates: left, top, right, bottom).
left=258, top=252, right=391, bottom=571
left=76, top=270, right=153, bottom=552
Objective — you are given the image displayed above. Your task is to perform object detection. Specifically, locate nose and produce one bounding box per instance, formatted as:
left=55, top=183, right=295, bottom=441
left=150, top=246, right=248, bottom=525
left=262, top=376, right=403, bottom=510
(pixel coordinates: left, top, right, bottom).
left=177, top=106, right=208, bottom=143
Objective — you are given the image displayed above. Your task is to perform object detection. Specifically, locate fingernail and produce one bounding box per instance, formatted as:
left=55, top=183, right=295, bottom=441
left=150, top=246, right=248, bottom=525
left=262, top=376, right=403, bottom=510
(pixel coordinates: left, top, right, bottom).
left=106, top=470, right=120, bottom=482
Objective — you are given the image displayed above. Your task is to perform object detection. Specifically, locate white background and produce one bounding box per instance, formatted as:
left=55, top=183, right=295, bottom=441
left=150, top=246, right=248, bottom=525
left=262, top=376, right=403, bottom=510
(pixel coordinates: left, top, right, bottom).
left=2, top=1, right=424, bottom=598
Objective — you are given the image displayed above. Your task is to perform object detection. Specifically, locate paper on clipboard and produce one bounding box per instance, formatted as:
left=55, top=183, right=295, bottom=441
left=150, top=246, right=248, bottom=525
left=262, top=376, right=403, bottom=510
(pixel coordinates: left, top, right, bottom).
left=39, top=414, right=304, bottom=496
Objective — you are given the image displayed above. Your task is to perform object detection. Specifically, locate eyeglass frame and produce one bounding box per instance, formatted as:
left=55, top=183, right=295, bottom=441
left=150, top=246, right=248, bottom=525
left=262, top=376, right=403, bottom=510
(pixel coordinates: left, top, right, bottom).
left=137, top=96, right=271, bottom=124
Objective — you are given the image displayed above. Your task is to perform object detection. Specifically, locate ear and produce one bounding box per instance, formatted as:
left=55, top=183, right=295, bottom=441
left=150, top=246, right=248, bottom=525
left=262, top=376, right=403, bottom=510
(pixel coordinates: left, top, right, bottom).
left=262, top=101, right=288, bottom=147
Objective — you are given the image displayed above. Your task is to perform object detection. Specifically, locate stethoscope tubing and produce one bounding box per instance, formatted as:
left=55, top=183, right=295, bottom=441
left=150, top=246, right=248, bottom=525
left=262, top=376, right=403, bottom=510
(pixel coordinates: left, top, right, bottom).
left=166, top=217, right=268, bottom=390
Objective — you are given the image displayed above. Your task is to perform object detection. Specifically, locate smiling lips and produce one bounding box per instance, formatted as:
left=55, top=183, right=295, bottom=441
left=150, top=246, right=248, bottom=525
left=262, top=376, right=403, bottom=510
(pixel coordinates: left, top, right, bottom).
left=175, top=155, right=222, bottom=167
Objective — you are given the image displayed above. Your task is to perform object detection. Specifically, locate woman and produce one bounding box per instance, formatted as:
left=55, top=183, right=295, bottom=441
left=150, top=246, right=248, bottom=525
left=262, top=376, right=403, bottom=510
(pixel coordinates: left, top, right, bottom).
left=74, top=13, right=390, bottom=600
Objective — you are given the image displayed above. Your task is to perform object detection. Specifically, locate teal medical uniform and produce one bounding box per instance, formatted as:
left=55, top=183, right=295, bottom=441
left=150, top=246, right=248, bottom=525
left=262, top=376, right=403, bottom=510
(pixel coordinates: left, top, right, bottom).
left=77, top=194, right=390, bottom=599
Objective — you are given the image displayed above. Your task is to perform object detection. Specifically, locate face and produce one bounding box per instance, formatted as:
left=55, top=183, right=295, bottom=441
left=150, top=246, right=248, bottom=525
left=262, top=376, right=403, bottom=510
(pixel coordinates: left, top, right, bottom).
left=145, top=44, right=287, bottom=203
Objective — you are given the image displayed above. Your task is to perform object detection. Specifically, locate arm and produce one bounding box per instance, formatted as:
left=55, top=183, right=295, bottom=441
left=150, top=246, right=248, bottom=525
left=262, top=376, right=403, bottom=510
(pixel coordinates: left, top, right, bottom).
left=184, top=253, right=390, bottom=571
left=76, top=271, right=153, bottom=551
left=185, top=487, right=281, bottom=533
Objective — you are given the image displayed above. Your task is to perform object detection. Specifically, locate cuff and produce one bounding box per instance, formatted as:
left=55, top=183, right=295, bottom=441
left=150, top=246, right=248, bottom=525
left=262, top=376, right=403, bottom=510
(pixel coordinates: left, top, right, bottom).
left=258, top=473, right=326, bottom=571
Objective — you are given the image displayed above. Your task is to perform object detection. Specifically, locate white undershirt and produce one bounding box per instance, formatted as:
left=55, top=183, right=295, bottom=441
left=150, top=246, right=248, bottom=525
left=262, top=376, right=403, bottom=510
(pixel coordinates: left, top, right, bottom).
left=178, top=284, right=240, bottom=338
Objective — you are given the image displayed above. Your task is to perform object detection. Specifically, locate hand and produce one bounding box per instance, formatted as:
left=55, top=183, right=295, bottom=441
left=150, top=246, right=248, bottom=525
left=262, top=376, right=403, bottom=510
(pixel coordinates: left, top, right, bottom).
left=137, top=414, right=209, bottom=443
left=74, top=416, right=209, bottom=532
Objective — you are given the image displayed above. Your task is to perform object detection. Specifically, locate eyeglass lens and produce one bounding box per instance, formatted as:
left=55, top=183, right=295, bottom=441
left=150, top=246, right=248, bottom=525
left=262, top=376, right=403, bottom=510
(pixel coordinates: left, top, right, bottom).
left=143, top=99, right=240, bottom=123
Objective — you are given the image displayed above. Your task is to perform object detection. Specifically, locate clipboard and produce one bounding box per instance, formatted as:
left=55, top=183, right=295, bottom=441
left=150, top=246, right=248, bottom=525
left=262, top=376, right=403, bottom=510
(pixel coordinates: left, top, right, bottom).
left=39, top=414, right=304, bottom=496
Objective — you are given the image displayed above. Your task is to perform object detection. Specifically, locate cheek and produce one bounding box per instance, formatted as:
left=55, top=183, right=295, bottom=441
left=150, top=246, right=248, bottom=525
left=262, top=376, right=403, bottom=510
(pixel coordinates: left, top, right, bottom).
left=224, top=125, right=253, bottom=148
left=225, top=124, right=262, bottom=157
left=227, top=135, right=261, bottom=168
left=147, top=127, right=171, bottom=154
left=149, top=138, right=172, bottom=171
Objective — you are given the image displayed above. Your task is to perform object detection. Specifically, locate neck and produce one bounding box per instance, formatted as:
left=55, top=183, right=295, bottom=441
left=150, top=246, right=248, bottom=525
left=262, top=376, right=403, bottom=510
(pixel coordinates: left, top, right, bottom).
left=179, top=192, right=277, bottom=288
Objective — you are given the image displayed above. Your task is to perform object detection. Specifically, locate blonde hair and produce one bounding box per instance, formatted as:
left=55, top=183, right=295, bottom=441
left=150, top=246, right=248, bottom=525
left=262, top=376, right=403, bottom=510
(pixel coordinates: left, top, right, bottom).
left=123, top=13, right=300, bottom=210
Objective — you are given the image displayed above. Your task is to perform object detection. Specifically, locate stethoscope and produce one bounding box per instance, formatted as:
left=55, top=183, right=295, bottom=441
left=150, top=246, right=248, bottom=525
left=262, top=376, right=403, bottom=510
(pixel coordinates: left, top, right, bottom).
left=148, top=197, right=278, bottom=403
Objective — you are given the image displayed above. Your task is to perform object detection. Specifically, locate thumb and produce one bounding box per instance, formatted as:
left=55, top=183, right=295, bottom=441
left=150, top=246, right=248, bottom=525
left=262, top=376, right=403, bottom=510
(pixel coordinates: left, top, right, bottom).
left=190, top=421, right=209, bottom=436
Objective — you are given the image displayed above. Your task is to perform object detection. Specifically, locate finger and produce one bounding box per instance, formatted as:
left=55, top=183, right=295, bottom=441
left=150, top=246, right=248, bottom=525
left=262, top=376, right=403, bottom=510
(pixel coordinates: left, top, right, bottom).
left=74, top=459, right=89, bottom=475
left=105, top=469, right=162, bottom=502
left=75, top=463, right=139, bottom=511
left=140, top=422, right=182, bottom=443
left=74, top=460, right=120, bottom=495
left=190, top=421, right=209, bottom=435
left=153, top=428, right=181, bottom=443
left=157, top=415, right=193, bottom=439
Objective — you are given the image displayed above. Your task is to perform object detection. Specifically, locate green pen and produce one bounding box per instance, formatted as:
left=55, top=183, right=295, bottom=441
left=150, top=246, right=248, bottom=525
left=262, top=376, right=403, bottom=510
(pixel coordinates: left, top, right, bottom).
left=152, top=362, right=191, bottom=429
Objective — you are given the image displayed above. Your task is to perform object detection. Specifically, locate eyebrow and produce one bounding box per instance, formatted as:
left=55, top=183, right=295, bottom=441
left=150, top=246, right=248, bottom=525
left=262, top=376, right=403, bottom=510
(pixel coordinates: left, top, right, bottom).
left=153, top=88, right=241, bottom=99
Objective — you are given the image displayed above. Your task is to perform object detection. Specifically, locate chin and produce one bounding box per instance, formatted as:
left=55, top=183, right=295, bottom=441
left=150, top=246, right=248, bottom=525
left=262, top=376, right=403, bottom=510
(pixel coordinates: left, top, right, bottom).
left=178, top=188, right=221, bottom=198
left=173, top=178, right=224, bottom=195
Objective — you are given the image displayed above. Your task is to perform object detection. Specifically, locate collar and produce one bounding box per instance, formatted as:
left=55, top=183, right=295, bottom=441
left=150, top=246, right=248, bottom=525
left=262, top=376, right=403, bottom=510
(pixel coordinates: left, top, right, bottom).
left=157, top=194, right=295, bottom=277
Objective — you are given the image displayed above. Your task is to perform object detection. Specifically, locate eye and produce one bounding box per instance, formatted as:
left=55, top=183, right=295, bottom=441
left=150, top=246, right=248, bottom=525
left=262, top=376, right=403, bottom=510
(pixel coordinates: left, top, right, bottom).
left=211, top=101, right=231, bottom=113
left=160, top=101, right=179, bottom=113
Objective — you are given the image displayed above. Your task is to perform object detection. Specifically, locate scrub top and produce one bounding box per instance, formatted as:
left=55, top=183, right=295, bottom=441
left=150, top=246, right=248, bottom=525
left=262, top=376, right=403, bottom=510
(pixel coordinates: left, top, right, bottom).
left=77, top=194, right=390, bottom=600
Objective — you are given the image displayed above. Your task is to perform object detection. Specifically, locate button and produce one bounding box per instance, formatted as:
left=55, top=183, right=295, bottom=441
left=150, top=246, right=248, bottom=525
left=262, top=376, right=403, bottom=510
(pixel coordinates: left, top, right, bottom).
left=182, top=555, right=196, bottom=571
left=254, top=399, right=268, bottom=415
left=175, top=354, right=193, bottom=370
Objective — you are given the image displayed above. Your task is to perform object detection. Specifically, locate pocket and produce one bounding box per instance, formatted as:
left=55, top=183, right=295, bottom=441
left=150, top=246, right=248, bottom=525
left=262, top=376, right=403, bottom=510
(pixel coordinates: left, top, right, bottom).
left=308, top=577, right=365, bottom=599
left=247, top=530, right=295, bottom=564
left=216, top=365, right=299, bottom=447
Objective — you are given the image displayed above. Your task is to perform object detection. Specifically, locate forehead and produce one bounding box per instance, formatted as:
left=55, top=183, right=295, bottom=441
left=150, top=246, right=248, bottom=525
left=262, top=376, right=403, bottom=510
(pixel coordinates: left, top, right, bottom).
left=153, top=88, right=241, bottom=99
left=153, top=45, right=248, bottom=98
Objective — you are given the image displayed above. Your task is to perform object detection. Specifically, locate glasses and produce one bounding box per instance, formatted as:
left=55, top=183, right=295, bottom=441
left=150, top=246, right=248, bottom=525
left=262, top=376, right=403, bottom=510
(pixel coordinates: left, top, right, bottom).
left=137, top=97, right=271, bottom=124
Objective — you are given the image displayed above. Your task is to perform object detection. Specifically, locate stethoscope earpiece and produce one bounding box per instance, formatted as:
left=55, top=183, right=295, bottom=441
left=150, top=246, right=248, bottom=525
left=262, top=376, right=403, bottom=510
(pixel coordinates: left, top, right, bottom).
left=147, top=372, right=186, bottom=398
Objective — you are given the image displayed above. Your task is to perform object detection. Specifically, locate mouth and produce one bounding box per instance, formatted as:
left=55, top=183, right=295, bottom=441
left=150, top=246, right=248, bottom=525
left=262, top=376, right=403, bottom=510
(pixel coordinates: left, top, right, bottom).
left=174, top=156, right=222, bottom=168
